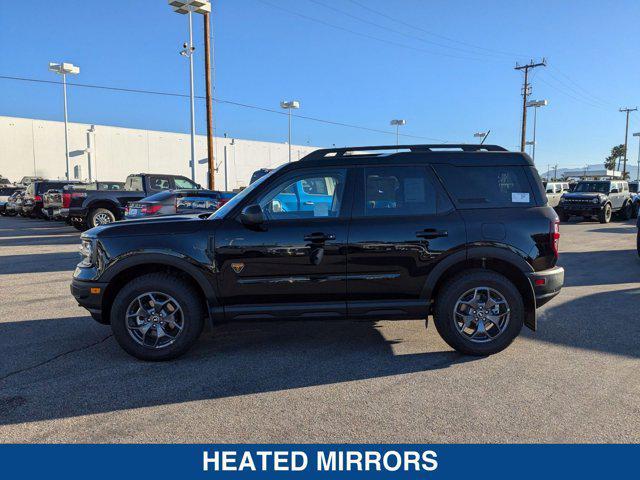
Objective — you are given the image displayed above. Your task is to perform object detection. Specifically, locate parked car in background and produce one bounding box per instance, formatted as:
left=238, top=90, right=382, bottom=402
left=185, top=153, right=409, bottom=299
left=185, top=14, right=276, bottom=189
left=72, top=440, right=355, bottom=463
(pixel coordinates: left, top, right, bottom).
left=0, top=186, right=21, bottom=215
left=0, top=176, right=13, bottom=186
left=22, top=180, right=81, bottom=218
left=557, top=180, right=632, bottom=223
left=544, top=181, right=571, bottom=208
left=250, top=168, right=273, bottom=184
left=5, top=190, right=25, bottom=216
left=16, top=176, right=44, bottom=187
left=629, top=181, right=639, bottom=217
left=72, top=143, right=564, bottom=361
left=125, top=189, right=235, bottom=219
left=43, top=181, right=125, bottom=221
left=68, top=173, right=201, bottom=229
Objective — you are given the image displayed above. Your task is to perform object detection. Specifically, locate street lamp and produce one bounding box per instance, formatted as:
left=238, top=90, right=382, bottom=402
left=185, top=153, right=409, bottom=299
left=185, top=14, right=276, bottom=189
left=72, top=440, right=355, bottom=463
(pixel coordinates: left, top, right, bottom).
left=633, top=132, right=640, bottom=181
left=390, top=119, right=406, bottom=146
left=526, top=99, right=548, bottom=163
left=168, top=0, right=212, bottom=181
left=49, top=62, right=80, bottom=181
left=280, top=100, right=300, bottom=162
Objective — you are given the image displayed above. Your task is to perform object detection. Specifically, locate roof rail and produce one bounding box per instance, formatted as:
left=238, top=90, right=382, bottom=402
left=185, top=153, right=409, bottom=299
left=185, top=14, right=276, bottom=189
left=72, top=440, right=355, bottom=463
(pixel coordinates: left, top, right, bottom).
left=301, top=144, right=508, bottom=161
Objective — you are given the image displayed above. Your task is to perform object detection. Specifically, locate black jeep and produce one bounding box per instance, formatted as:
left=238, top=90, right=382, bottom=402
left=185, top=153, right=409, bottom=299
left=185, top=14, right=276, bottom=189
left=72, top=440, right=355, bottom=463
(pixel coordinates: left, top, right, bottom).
left=557, top=180, right=632, bottom=223
left=71, top=144, right=564, bottom=361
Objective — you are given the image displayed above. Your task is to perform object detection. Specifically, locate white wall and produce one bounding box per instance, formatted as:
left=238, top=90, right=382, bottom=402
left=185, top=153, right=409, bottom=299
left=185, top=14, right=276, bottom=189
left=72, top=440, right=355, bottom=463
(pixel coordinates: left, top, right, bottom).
left=0, top=116, right=319, bottom=189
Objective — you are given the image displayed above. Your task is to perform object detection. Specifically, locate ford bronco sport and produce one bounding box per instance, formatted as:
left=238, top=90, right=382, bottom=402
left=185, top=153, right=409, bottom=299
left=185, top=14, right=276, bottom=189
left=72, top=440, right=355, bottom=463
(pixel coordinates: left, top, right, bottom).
left=71, top=144, right=564, bottom=361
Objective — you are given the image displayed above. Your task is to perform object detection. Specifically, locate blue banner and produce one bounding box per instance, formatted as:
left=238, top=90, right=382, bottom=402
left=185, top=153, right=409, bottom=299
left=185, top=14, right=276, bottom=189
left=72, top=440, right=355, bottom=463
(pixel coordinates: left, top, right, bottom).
left=0, top=444, right=637, bottom=479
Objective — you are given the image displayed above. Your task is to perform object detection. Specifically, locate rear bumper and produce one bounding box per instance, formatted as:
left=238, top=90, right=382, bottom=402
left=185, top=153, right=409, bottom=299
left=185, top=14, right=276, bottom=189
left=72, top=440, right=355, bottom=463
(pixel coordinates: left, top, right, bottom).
left=71, top=278, right=109, bottom=324
left=528, top=266, right=564, bottom=307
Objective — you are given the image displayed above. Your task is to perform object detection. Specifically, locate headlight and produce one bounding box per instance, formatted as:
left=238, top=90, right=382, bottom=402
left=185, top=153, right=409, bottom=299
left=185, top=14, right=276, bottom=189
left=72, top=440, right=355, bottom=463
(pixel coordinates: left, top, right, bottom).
left=79, top=238, right=95, bottom=267
left=592, top=197, right=600, bottom=204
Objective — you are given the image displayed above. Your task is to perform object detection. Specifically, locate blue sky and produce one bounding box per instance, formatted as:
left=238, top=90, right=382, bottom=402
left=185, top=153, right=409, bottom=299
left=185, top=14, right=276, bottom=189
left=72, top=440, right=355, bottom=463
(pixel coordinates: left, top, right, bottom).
left=1, top=0, right=639, bottom=170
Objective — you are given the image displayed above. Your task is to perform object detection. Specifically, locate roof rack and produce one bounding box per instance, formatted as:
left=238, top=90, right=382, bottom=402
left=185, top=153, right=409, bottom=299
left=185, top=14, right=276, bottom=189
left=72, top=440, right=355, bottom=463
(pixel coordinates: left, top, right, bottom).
left=301, top=144, right=508, bottom=161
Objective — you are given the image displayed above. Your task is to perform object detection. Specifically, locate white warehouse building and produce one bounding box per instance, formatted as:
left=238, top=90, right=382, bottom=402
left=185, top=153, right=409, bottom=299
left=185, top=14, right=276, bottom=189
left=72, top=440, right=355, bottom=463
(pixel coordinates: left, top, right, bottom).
left=0, top=115, right=319, bottom=189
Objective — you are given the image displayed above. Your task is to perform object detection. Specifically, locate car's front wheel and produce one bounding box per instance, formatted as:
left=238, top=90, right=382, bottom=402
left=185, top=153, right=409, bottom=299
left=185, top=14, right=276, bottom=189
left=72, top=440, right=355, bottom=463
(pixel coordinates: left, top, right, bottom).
left=110, top=273, right=205, bottom=361
left=598, top=204, right=612, bottom=223
left=433, top=270, right=524, bottom=356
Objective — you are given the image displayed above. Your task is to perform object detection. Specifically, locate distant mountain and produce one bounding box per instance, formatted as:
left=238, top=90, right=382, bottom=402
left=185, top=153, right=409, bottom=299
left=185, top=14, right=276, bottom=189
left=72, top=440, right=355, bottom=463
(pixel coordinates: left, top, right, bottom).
left=538, top=163, right=606, bottom=178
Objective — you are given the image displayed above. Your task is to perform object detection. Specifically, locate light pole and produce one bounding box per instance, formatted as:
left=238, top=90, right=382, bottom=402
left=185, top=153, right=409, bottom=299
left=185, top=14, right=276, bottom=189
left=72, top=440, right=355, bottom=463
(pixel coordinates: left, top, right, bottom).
left=49, top=62, right=80, bottom=181
left=280, top=100, right=300, bottom=162
left=526, top=99, right=548, bottom=163
left=474, top=131, right=490, bottom=144
left=169, top=0, right=212, bottom=182
left=633, top=132, right=640, bottom=182
left=390, top=119, right=406, bottom=146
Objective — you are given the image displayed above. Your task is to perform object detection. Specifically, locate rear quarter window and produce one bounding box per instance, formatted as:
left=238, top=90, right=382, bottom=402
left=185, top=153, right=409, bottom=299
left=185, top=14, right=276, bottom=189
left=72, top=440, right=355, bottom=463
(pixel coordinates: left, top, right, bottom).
left=435, top=165, right=537, bottom=208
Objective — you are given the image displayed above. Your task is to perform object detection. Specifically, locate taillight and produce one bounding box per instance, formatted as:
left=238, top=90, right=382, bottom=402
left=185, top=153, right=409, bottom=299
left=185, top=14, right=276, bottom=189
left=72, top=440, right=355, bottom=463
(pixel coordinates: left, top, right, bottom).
left=142, top=204, right=162, bottom=215
left=551, top=219, right=560, bottom=258
left=34, top=195, right=42, bottom=202
left=62, top=193, right=71, bottom=208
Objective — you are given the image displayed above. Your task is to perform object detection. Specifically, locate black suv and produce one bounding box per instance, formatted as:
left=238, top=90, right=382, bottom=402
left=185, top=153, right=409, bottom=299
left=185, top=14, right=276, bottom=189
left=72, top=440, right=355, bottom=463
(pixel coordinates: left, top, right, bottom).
left=71, top=144, right=564, bottom=361
left=557, top=180, right=632, bottom=223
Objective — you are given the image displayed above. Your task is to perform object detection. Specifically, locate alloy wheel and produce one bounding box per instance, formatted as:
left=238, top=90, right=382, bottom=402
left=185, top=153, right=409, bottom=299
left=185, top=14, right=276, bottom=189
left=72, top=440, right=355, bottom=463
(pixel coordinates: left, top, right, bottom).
left=453, top=286, right=511, bottom=343
left=125, top=292, right=185, bottom=349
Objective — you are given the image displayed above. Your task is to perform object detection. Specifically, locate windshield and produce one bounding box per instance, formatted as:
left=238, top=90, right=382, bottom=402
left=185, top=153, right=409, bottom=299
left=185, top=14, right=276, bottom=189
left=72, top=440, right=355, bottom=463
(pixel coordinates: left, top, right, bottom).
left=574, top=182, right=610, bottom=193
left=210, top=167, right=280, bottom=219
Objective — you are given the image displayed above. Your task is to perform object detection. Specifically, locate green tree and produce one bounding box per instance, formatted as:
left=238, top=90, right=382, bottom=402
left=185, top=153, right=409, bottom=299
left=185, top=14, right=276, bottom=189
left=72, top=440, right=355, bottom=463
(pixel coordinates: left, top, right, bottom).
left=604, top=144, right=625, bottom=171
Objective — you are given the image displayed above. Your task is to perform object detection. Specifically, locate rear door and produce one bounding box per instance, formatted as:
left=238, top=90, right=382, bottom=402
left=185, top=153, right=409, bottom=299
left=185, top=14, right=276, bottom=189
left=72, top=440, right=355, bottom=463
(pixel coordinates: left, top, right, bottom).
left=346, top=165, right=466, bottom=319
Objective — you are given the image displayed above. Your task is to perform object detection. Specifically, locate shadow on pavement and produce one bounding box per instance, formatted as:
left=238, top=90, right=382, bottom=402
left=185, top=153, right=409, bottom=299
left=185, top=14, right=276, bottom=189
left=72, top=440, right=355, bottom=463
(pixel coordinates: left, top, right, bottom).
left=525, top=287, right=640, bottom=358
left=0, top=317, right=474, bottom=425
left=586, top=227, right=637, bottom=235
left=0, top=252, right=80, bottom=274
left=558, top=250, right=639, bottom=287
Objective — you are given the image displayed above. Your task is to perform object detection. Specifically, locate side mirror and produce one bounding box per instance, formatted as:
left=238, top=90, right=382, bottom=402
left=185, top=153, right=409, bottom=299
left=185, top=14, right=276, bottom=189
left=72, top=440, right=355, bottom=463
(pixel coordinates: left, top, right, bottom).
left=610, top=188, right=619, bottom=194
left=196, top=183, right=202, bottom=189
left=240, top=204, right=265, bottom=227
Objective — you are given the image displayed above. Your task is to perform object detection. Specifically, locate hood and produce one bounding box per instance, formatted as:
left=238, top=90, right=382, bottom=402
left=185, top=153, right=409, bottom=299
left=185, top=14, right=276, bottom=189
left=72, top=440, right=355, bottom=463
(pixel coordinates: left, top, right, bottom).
left=84, top=213, right=218, bottom=238
left=561, top=192, right=602, bottom=200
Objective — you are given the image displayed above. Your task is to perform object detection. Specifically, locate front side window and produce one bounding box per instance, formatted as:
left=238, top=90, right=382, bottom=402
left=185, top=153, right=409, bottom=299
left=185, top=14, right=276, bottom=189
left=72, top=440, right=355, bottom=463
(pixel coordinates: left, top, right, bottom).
left=364, top=166, right=437, bottom=216
left=126, top=176, right=143, bottom=191
left=258, top=169, right=346, bottom=220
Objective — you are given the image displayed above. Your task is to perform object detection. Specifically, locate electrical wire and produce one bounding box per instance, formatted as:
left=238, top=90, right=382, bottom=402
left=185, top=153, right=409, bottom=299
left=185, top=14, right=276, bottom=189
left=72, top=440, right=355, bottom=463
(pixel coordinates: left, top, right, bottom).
left=0, top=74, right=447, bottom=141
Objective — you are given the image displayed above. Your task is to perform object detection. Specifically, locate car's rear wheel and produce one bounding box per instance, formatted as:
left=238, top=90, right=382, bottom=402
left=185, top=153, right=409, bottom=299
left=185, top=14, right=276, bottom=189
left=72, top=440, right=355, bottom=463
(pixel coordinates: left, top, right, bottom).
left=110, top=273, right=205, bottom=361
left=89, top=207, right=116, bottom=228
left=433, top=270, right=524, bottom=356
left=598, top=204, right=612, bottom=223
left=621, top=202, right=632, bottom=221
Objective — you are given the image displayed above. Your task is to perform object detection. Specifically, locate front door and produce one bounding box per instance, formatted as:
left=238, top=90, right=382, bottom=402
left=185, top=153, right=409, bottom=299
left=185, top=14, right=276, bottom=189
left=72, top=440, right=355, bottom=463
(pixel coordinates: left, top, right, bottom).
left=215, top=167, right=352, bottom=320
left=346, top=165, right=466, bottom=319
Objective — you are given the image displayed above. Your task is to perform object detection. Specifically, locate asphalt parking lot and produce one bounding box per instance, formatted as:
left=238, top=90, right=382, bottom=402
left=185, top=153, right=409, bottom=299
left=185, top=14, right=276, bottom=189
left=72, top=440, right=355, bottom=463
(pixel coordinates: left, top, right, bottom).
left=0, top=215, right=638, bottom=443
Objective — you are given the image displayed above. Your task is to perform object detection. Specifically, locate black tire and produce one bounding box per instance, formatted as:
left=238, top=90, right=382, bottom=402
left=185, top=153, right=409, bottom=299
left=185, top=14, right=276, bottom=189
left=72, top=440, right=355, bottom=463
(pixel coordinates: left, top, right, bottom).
left=433, top=270, right=524, bottom=356
left=89, top=207, right=116, bottom=228
left=633, top=202, right=639, bottom=219
left=558, top=212, right=570, bottom=222
left=598, top=204, right=612, bottom=224
left=110, top=273, right=205, bottom=361
left=621, top=202, right=633, bottom=221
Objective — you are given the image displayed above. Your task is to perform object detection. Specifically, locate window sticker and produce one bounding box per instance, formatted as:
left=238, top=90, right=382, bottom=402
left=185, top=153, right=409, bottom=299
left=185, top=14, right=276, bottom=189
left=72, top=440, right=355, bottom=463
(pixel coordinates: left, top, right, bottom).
left=512, top=192, right=530, bottom=203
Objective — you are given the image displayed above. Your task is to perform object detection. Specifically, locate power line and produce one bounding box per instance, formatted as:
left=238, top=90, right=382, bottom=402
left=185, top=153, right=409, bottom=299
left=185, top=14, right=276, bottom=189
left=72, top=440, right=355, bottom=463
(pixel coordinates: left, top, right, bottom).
left=0, top=74, right=446, bottom=142
left=307, top=0, right=512, bottom=61
left=255, top=0, right=488, bottom=62
left=346, top=0, right=532, bottom=60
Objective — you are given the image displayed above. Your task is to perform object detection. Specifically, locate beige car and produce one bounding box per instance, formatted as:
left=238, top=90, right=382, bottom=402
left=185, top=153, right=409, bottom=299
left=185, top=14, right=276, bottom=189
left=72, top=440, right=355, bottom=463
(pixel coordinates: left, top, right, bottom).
left=545, top=182, right=570, bottom=208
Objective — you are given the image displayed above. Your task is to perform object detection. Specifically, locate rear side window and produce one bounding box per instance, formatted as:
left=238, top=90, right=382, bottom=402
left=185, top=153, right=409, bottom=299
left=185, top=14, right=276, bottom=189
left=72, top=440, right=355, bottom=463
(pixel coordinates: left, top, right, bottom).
left=435, top=165, right=535, bottom=208
left=126, top=176, right=144, bottom=191
left=364, top=166, right=438, bottom=216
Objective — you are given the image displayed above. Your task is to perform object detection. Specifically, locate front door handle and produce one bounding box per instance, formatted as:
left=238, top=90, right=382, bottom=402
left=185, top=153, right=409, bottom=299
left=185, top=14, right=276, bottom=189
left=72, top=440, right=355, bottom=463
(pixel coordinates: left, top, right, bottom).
left=416, top=229, right=448, bottom=239
left=304, top=232, right=336, bottom=243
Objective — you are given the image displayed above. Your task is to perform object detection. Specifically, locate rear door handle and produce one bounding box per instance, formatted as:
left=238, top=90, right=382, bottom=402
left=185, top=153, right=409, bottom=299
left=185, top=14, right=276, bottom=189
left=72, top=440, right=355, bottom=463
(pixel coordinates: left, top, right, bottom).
left=416, top=229, right=448, bottom=239
left=304, top=232, right=336, bottom=242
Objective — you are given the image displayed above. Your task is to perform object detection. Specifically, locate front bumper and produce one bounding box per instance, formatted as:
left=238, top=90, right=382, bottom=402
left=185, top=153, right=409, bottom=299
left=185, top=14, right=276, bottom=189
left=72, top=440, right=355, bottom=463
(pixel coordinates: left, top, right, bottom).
left=71, top=278, right=109, bottom=324
left=558, top=203, right=603, bottom=215
left=528, top=266, right=564, bottom=307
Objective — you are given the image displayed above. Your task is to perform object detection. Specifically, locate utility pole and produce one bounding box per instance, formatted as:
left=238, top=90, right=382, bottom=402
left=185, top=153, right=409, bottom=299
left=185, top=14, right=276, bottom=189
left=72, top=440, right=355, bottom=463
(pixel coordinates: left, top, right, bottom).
left=515, top=59, right=546, bottom=152
left=619, top=107, right=637, bottom=179
left=203, top=11, right=215, bottom=190
left=554, top=164, right=558, bottom=181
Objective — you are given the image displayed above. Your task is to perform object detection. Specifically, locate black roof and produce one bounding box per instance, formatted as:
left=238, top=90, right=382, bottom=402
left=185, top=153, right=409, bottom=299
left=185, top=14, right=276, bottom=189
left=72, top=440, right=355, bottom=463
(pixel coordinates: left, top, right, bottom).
left=298, top=144, right=533, bottom=167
